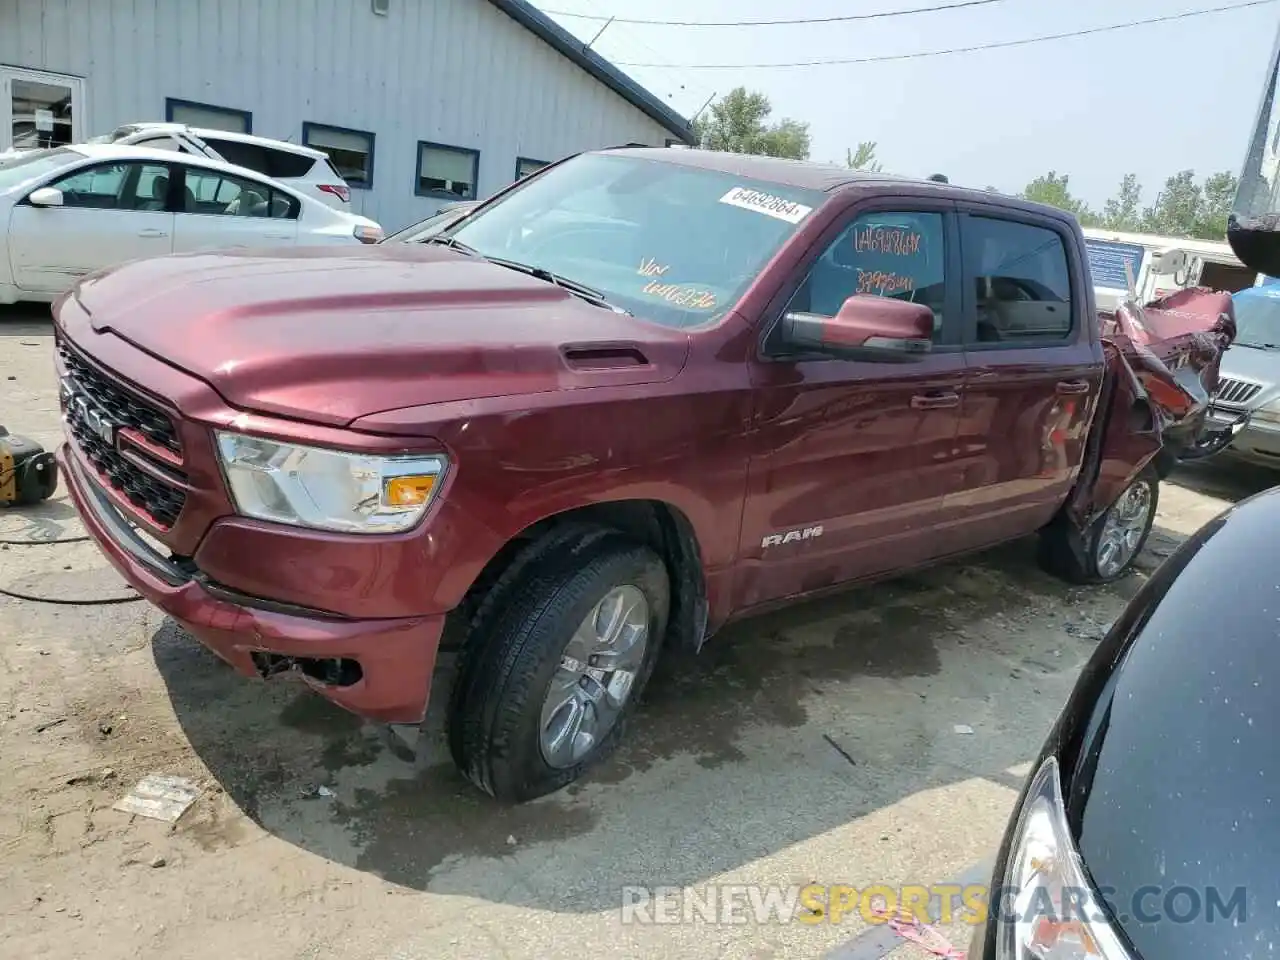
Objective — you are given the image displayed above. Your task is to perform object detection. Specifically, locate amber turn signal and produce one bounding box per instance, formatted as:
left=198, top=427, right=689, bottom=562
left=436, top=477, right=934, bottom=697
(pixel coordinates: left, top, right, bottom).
left=384, top=474, right=438, bottom=507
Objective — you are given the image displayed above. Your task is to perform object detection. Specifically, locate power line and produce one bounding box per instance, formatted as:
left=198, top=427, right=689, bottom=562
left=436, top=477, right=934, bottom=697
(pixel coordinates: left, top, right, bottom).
left=541, top=0, right=1009, bottom=28
left=610, top=0, right=1279, bottom=69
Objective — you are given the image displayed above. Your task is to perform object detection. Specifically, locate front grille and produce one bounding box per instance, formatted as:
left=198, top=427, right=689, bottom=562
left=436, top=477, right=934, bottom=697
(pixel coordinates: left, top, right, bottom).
left=58, top=340, right=188, bottom=530
left=1215, top=377, right=1263, bottom=407
left=57, top=342, right=181, bottom=455
left=65, top=407, right=186, bottom=528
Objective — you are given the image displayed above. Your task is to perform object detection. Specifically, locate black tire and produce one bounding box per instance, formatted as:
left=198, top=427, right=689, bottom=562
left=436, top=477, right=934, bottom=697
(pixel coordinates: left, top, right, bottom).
left=1038, top=464, right=1160, bottom=585
left=447, top=529, right=670, bottom=803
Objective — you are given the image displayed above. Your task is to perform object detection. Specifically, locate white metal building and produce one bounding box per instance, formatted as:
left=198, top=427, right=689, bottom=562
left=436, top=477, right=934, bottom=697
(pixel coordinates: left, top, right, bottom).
left=0, top=0, right=694, bottom=231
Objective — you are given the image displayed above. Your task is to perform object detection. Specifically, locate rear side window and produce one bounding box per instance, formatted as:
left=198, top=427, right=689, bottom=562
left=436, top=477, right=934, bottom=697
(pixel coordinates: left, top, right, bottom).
left=963, top=216, right=1073, bottom=344
left=179, top=167, right=300, bottom=219
left=200, top=138, right=314, bottom=180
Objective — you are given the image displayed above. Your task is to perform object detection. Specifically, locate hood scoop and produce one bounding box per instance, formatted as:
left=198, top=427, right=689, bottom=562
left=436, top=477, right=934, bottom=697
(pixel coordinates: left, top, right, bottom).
left=561, top=343, right=652, bottom=370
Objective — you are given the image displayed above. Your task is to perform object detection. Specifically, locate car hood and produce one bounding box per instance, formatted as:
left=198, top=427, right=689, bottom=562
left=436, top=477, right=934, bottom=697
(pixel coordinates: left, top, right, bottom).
left=69, top=245, right=691, bottom=426
left=1219, top=340, right=1280, bottom=385
left=1058, top=496, right=1280, bottom=960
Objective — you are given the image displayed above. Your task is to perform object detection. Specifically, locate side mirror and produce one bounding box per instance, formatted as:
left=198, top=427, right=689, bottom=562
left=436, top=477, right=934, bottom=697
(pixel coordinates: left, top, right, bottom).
left=1148, top=248, right=1189, bottom=276
left=781, top=295, right=934, bottom=362
left=27, top=187, right=64, bottom=208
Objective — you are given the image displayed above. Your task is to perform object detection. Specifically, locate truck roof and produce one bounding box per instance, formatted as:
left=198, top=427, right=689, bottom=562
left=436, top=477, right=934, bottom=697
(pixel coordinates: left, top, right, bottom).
left=598, top=147, right=1077, bottom=222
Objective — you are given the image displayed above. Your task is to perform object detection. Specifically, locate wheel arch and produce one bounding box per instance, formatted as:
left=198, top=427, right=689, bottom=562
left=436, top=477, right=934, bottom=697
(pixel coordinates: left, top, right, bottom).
left=450, top=498, right=711, bottom=656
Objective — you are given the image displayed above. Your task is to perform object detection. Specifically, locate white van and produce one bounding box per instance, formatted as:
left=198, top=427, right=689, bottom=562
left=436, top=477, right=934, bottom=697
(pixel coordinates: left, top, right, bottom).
left=1083, top=227, right=1260, bottom=313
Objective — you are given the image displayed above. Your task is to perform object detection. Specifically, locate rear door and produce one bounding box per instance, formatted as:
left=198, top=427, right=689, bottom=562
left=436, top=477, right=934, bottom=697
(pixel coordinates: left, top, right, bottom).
left=937, top=205, right=1104, bottom=551
left=171, top=163, right=299, bottom=252
left=8, top=159, right=174, bottom=293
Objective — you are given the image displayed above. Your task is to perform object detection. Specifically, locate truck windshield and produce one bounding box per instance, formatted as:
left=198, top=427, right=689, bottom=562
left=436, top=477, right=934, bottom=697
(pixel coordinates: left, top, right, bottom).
left=447, top=153, right=827, bottom=328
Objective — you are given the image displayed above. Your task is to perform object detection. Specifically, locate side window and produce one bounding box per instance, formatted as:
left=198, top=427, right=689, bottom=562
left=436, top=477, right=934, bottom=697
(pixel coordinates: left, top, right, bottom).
left=123, top=164, right=173, bottom=211
left=963, top=216, right=1073, bottom=344
left=134, top=136, right=183, bottom=153
left=785, top=210, right=949, bottom=341
left=202, top=138, right=269, bottom=175
left=264, top=147, right=317, bottom=180
left=49, top=163, right=129, bottom=209
left=179, top=168, right=298, bottom=219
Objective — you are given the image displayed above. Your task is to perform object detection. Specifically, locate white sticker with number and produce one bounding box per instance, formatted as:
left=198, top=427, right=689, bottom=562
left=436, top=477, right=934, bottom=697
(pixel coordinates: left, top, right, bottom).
left=718, top=186, right=813, bottom=224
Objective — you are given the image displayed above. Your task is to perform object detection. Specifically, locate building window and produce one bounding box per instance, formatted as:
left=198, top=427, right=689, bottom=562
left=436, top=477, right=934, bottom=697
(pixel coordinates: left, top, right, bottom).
left=514, top=156, right=549, bottom=180
left=416, top=141, right=479, bottom=199
left=302, top=122, right=375, bottom=189
left=165, top=98, right=251, bottom=134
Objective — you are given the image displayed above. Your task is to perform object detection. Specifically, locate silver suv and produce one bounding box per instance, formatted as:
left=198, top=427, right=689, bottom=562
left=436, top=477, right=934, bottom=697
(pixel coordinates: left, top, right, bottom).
left=1200, top=283, right=1280, bottom=467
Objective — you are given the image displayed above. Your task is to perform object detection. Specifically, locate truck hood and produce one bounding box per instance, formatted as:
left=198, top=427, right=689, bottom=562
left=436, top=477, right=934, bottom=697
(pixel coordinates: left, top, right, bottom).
left=69, top=245, right=691, bottom=427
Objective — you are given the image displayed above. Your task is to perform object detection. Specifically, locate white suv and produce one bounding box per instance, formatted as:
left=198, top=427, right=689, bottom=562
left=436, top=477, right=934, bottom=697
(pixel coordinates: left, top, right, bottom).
left=85, top=123, right=354, bottom=211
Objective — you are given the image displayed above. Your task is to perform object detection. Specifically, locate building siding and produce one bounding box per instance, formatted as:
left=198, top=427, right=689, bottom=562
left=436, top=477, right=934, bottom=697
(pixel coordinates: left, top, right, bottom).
left=1, top=0, right=680, bottom=230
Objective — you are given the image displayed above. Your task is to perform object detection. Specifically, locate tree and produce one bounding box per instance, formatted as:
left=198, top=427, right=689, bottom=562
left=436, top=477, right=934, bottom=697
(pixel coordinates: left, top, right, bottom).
left=846, top=141, right=882, bottom=172
left=1021, top=171, right=1100, bottom=226
left=1141, top=170, right=1203, bottom=237
left=1102, top=173, right=1143, bottom=232
left=1196, top=171, right=1238, bottom=240
left=692, top=87, right=810, bottom=160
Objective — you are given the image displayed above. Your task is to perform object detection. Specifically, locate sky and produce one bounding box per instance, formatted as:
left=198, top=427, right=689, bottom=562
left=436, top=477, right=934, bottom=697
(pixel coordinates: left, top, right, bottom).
left=531, top=0, right=1280, bottom=211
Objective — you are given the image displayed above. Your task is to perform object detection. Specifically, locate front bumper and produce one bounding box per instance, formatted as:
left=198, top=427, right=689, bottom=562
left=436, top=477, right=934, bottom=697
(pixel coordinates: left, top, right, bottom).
left=59, top=443, right=444, bottom=724
left=1220, top=413, right=1280, bottom=466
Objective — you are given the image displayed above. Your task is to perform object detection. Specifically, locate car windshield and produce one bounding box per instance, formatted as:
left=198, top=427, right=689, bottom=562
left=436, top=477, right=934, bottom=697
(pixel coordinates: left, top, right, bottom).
left=447, top=153, right=827, bottom=329
left=0, top=147, right=80, bottom=194
left=1232, top=291, right=1280, bottom=348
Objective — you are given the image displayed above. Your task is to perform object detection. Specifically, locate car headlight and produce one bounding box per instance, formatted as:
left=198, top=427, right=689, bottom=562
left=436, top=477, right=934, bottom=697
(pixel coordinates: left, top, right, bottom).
left=997, top=757, right=1131, bottom=960
left=214, top=431, right=446, bottom=534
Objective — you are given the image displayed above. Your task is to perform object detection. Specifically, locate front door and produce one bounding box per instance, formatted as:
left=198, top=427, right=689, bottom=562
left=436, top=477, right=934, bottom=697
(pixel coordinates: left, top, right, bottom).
left=938, top=208, right=1104, bottom=552
left=737, top=200, right=967, bottom=610
left=0, top=66, right=84, bottom=153
left=9, top=160, right=175, bottom=294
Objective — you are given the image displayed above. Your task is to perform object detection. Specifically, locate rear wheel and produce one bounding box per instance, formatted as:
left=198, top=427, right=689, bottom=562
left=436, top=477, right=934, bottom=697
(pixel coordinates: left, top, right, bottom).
left=1038, top=465, right=1159, bottom=584
left=447, top=530, right=669, bottom=803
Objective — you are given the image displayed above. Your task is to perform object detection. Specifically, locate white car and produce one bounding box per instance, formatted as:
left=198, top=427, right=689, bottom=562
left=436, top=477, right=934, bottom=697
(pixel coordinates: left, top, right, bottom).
left=85, top=123, right=354, bottom=212
left=0, top=143, right=384, bottom=305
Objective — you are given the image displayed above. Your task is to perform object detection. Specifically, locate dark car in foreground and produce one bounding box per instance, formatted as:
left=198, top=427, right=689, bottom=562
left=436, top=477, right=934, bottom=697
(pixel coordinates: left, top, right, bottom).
left=967, top=484, right=1277, bottom=960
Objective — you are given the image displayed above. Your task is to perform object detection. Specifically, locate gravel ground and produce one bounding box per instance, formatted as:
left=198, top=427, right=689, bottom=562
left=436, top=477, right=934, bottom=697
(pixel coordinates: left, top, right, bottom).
left=1, top=303, right=1272, bottom=959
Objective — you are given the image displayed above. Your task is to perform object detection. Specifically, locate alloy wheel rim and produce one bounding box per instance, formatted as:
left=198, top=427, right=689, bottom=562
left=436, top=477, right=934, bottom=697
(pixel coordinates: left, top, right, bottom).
left=1095, top=479, right=1153, bottom=578
left=538, top=585, right=649, bottom=770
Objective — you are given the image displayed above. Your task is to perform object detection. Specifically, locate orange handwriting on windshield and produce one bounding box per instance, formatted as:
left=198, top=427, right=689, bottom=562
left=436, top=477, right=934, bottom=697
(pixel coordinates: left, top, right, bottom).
left=638, top=257, right=670, bottom=278
left=857, top=270, right=915, bottom=296
left=641, top=279, right=717, bottom=309
left=854, top=226, right=922, bottom=257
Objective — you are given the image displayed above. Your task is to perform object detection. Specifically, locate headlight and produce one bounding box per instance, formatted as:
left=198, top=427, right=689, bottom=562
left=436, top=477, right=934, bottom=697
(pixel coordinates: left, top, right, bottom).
left=997, top=757, right=1131, bottom=960
left=214, top=431, right=446, bottom=534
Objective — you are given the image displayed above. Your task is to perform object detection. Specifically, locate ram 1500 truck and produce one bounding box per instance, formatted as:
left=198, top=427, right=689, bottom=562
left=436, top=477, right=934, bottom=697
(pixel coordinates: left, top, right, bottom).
left=51, top=147, right=1233, bottom=803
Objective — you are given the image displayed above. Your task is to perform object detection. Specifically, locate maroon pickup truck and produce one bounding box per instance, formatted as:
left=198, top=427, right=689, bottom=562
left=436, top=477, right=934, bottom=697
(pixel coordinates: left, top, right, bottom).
left=51, top=147, right=1233, bottom=803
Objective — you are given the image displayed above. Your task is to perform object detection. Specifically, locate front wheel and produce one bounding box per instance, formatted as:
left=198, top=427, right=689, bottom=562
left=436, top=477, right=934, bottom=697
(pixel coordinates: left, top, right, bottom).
left=447, top=531, right=670, bottom=803
left=1038, top=465, right=1160, bottom=584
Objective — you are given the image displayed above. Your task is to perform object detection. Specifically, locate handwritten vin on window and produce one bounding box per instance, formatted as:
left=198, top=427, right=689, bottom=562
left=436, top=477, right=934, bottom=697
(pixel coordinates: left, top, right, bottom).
left=854, top=225, right=922, bottom=256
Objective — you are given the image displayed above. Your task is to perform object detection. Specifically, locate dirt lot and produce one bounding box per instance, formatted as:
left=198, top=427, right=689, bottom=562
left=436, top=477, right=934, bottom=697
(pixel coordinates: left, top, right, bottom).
left=1, top=304, right=1273, bottom=960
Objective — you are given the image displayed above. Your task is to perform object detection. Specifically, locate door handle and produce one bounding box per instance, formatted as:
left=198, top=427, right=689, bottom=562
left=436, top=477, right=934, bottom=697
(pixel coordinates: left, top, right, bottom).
left=1056, top=379, right=1091, bottom=395
left=264, top=233, right=292, bottom=240
left=910, top=391, right=960, bottom=410
left=137, top=228, right=168, bottom=238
